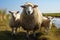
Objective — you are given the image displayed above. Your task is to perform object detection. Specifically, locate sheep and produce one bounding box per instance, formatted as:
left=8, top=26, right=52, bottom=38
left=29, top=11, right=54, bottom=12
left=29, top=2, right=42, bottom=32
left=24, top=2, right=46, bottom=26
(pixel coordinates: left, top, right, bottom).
left=20, top=2, right=43, bottom=38
left=9, top=11, right=21, bottom=35
left=41, top=16, right=54, bottom=34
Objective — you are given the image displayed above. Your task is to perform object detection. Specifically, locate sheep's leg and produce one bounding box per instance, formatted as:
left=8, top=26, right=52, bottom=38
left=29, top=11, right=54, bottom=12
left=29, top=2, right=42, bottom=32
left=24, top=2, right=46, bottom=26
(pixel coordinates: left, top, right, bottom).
left=45, top=28, right=48, bottom=34
left=12, top=27, right=16, bottom=35
left=12, top=28, right=13, bottom=35
left=45, top=27, right=50, bottom=34
left=33, top=26, right=37, bottom=37
left=26, top=30, right=29, bottom=39
left=46, top=21, right=52, bottom=33
left=46, top=23, right=52, bottom=34
left=39, top=24, right=41, bottom=32
left=39, top=27, right=41, bottom=32
left=15, top=27, right=17, bottom=34
left=12, top=27, right=17, bottom=35
left=33, top=30, right=36, bottom=37
left=18, top=27, right=20, bottom=32
left=48, top=26, right=51, bottom=33
left=49, top=22, right=52, bottom=31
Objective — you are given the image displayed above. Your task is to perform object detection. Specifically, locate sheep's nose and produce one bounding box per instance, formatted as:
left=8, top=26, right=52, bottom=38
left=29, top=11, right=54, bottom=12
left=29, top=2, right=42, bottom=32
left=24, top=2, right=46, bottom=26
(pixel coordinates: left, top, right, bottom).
left=28, top=11, right=30, bottom=14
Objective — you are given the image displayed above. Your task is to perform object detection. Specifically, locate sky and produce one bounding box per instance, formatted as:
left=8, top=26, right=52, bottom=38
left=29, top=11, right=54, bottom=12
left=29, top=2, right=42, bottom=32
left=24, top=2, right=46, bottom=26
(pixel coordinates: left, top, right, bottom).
left=0, top=0, right=60, bottom=13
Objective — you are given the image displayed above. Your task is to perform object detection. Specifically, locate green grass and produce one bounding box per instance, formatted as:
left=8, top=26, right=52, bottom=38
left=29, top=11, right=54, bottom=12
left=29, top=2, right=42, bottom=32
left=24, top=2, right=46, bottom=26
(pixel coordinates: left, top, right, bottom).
left=43, top=13, right=60, bottom=17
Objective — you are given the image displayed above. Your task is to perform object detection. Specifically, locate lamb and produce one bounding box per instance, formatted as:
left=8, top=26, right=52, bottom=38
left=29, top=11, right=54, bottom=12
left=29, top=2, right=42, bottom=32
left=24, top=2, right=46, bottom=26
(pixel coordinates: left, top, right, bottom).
left=20, top=2, right=43, bottom=37
left=9, top=11, right=21, bottom=35
left=41, top=16, right=54, bottom=33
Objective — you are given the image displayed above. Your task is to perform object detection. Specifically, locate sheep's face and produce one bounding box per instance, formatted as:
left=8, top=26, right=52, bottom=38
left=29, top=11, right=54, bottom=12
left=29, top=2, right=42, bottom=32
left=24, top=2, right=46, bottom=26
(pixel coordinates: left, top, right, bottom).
left=21, top=5, right=38, bottom=15
left=9, top=11, right=20, bottom=21
left=47, top=16, right=53, bottom=20
left=25, top=6, right=33, bottom=15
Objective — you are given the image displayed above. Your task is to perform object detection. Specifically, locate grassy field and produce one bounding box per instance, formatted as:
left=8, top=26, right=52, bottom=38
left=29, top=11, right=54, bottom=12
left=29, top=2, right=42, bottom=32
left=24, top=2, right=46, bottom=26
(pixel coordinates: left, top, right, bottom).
left=43, top=13, right=60, bottom=17
left=0, top=10, right=60, bottom=40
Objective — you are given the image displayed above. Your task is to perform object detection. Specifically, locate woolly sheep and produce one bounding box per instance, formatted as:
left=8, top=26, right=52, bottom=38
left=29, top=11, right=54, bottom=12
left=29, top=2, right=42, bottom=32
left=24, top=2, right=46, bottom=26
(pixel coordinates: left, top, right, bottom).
left=20, top=2, right=43, bottom=37
left=9, top=11, right=21, bottom=35
left=41, top=16, right=54, bottom=33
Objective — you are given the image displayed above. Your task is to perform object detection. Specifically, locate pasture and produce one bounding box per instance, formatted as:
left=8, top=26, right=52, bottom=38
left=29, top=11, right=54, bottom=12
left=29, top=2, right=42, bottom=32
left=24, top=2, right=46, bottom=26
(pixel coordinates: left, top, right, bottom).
left=0, top=10, right=60, bottom=40
left=43, top=13, right=60, bottom=17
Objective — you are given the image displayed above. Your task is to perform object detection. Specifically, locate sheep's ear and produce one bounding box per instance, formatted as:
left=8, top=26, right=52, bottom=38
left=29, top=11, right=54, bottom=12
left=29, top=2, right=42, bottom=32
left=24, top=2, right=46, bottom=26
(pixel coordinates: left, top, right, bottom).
left=33, top=5, right=38, bottom=8
left=9, top=11, right=12, bottom=13
left=17, top=11, right=19, bottom=13
left=9, top=11, right=13, bottom=15
left=21, top=5, right=25, bottom=8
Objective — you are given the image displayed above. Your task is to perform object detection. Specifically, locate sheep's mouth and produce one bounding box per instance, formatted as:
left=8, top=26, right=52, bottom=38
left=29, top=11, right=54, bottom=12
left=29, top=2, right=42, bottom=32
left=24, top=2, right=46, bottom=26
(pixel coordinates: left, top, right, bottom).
left=26, top=12, right=33, bottom=15
left=27, top=13, right=33, bottom=16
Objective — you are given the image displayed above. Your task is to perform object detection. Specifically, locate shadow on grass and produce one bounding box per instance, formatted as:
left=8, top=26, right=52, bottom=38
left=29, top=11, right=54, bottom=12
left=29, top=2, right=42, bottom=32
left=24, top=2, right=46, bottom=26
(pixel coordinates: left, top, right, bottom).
left=0, top=31, right=49, bottom=40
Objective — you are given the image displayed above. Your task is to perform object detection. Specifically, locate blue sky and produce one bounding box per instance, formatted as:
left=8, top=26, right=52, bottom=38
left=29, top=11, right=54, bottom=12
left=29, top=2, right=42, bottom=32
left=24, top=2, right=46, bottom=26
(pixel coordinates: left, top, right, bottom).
left=0, top=0, right=60, bottom=13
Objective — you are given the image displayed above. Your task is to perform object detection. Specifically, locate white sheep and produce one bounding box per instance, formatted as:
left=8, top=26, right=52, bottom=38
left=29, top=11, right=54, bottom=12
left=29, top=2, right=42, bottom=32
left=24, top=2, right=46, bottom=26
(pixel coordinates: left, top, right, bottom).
left=20, top=2, right=43, bottom=38
left=9, top=11, right=21, bottom=35
left=41, top=16, right=54, bottom=33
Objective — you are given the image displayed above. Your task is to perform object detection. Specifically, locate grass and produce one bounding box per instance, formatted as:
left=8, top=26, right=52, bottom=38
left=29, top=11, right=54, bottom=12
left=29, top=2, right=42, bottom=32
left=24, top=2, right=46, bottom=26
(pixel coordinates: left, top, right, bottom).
left=43, top=13, right=60, bottom=17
